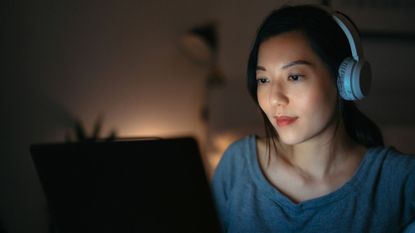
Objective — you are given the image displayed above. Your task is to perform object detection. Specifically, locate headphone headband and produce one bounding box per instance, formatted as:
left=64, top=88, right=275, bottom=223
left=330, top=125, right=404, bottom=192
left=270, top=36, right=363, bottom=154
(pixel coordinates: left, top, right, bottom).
left=332, top=12, right=364, bottom=61
left=316, top=5, right=371, bottom=100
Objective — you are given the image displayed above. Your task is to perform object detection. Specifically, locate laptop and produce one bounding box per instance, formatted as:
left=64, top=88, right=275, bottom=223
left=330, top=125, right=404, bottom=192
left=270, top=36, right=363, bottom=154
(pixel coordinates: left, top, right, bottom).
left=30, top=137, right=222, bottom=233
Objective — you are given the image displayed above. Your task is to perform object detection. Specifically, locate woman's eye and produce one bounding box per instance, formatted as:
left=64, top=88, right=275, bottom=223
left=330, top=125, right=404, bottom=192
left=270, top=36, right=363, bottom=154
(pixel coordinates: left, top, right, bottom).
left=288, top=74, right=303, bottom=81
left=256, top=78, right=269, bottom=84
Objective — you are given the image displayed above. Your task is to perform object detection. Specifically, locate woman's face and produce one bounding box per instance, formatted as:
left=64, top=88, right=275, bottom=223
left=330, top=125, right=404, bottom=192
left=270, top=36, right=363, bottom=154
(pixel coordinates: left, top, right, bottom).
left=256, top=31, right=338, bottom=145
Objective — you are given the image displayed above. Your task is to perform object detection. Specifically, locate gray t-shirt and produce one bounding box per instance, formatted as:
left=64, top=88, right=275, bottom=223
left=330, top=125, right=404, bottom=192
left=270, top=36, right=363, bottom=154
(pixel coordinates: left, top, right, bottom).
left=211, top=135, right=415, bottom=233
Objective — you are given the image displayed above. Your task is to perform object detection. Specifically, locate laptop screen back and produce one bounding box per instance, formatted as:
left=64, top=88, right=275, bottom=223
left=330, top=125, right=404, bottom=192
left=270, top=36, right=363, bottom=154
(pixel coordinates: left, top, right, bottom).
left=30, top=137, right=221, bottom=233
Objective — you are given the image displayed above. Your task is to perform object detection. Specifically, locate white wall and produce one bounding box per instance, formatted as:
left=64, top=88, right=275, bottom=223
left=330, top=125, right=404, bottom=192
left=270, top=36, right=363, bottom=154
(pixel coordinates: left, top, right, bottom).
left=2, top=0, right=414, bottom=232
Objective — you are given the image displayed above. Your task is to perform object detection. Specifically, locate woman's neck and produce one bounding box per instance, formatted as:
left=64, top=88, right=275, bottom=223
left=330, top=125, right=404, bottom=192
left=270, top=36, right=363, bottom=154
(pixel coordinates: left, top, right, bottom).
left=272, top=122, right=366, bottom=180
left=256, top=121, right=367, bottom=203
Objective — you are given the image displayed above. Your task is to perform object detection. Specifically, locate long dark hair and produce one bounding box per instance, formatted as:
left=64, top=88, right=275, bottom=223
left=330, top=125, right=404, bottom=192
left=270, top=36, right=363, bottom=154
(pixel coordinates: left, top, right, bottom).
left=247, top=5, right=384, bottom=152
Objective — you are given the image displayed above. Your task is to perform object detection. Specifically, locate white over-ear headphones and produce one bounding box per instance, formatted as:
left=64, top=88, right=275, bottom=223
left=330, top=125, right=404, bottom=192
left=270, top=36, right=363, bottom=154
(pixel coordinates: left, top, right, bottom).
left=331, top=12, right=372, bottom=101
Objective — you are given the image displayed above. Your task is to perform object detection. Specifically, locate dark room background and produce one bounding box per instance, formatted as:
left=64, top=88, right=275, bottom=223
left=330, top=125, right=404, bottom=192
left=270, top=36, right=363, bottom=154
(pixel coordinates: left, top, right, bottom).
left=2, top=0, right=415, bottom=232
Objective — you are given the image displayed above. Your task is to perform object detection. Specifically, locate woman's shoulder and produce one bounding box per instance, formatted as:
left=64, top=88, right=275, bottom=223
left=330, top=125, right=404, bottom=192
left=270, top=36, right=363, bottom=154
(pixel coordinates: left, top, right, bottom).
left=378, top=147, right=415, bottom=226
left=371, top=146, right=415, bottom=169
left=220, top=134, right=256, bottom=161
left=366, top=146, right=415, bottom=181
left=227, top=134, right=256, bottom=148
left=212, top=134, right=257, bottom=180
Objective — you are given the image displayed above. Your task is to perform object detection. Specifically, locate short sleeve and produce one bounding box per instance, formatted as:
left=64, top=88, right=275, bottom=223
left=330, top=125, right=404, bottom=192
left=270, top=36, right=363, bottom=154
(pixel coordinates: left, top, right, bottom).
left=402, top=168, right=415, bottom=231
left=211, top=144, right=236, bottom=229
left=210, top=136, right=251, bottom=231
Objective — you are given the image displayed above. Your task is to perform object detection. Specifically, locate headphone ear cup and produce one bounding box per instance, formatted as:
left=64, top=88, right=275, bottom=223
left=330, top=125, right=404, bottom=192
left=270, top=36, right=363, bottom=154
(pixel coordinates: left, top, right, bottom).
left=337, top=57, right=371, bottom=101
left=337, top=57, right=356, bottom=100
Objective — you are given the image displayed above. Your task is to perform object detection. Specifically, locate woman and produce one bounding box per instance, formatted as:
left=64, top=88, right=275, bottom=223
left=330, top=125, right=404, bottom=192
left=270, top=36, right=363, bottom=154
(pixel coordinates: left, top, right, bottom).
left=211, top=5, right=415, bottom=233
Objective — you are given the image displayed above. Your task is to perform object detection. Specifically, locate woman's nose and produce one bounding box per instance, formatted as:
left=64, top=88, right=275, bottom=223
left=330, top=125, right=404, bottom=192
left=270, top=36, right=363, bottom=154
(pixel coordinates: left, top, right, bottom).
left=269, top=82, right=289, bottom=107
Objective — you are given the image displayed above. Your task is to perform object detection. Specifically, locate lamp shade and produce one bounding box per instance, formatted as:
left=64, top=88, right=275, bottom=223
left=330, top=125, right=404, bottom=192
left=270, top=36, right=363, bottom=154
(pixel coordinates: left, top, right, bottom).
left=179, top=22, right=217, bottom=66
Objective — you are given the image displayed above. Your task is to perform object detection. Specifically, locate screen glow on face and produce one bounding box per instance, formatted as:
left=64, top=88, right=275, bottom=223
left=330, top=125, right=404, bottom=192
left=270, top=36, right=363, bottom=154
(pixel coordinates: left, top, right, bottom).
left=256, top=31, right=338, bottom=146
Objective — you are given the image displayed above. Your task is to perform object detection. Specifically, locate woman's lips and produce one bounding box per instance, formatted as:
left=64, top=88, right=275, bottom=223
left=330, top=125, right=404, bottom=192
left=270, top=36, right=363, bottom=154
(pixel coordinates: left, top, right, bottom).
left=275, top=116, right=298, bottom=127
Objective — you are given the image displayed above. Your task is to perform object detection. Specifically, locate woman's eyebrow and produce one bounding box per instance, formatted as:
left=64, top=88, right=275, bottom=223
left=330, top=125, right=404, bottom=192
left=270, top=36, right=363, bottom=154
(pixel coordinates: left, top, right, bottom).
left=256, top=66, right=266, bottom=71
left=281, top=60, right=312, bottom=69
left=256, top=60, right=312, bottom=72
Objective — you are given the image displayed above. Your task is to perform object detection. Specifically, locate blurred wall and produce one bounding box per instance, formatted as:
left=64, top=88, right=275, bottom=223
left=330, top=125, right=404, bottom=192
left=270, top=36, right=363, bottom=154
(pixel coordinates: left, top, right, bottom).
left=2, top=0, right=414, bottom=232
